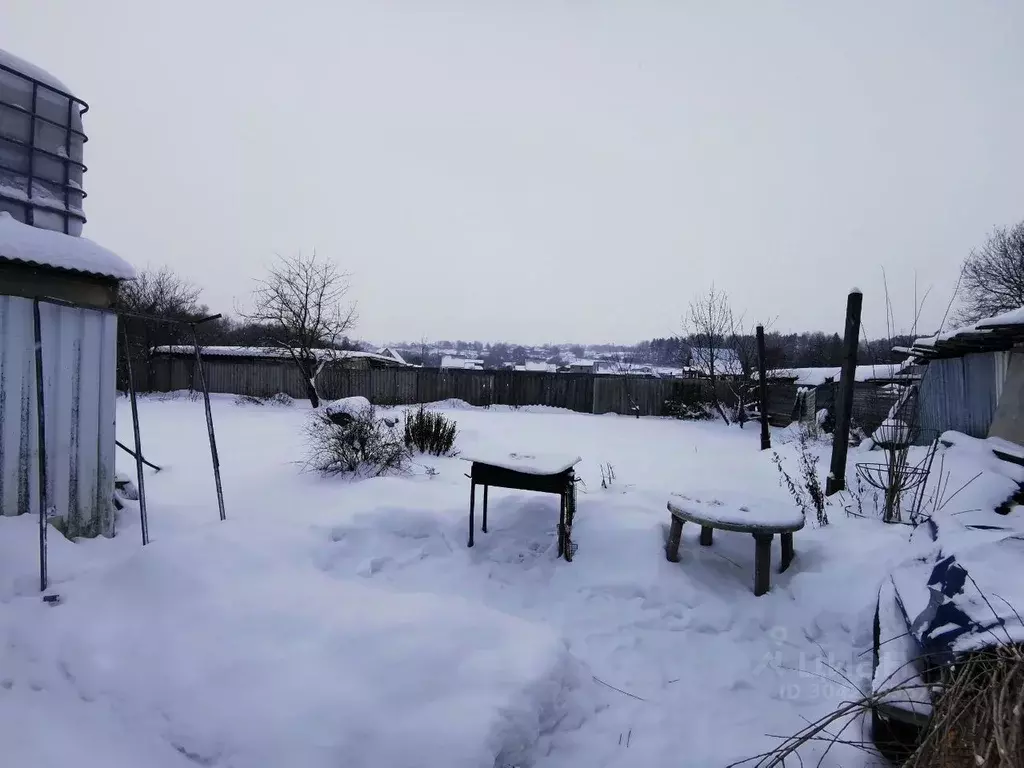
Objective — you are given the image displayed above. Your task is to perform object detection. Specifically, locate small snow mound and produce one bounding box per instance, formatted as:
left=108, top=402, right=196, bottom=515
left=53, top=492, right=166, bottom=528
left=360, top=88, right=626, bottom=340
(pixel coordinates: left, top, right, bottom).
left=323, top=395, right=372, bottom=418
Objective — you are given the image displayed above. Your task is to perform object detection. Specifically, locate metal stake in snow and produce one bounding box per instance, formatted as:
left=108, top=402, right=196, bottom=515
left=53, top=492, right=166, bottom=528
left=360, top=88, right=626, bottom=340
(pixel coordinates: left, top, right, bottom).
left=32, top=299, right=49, bottom=592
left=826, top=289, right=863, bottom=495
left=191, top=317, right=227, bottom=521
left=756, top=324, right=771, bottom=450
left=121, top=322, right=150, bottom=545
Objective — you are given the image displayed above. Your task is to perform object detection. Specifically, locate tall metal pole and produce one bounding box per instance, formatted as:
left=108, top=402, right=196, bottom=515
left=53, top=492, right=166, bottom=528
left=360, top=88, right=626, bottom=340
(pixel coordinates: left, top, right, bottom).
left=756, top=325, right=771, bottom=450
left=191, top=325, right=226, bottom=521
left=121, top=323, right=150, bottom=544
left=826, top=289, right=863, bottom=495
left=32, top=299, right=49, bottom=591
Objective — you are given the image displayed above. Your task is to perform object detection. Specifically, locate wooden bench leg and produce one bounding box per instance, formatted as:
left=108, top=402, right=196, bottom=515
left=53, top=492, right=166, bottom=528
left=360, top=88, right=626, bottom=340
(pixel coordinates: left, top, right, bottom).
left=482, top=485, right=489, bottom=533
left=699, top=526, right=713, bottom=546
left=753, top=533, right=773, bottom=596
left=780, top=532, right=794, bottom=572
left=468, top=481, right=475, bottom=547
left=666, top=517, right=684, bottom=562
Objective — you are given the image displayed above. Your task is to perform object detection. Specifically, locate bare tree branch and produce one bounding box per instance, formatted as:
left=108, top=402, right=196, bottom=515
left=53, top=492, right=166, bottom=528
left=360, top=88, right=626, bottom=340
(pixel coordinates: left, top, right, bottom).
left=242, top=252, right=358, bottom=407
left=956, top=221, right=1024, bottom=324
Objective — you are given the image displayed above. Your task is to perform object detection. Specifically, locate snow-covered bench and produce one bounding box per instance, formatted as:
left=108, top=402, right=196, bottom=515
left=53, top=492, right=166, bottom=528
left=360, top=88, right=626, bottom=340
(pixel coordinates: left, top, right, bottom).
left=666, top=493, right=805, bottom=596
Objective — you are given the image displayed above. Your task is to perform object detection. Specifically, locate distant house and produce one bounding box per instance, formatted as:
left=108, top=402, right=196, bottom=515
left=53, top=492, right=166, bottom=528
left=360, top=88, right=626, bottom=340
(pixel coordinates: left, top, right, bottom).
left=377, top=346, right=408, bottom=366
left=440, top=355, right=483, bottom=371
left=520, top=359, right=557, bottom=373
left=909, top=307, right=1024, bottom=443
left=561, top=359, right=598, bottom=374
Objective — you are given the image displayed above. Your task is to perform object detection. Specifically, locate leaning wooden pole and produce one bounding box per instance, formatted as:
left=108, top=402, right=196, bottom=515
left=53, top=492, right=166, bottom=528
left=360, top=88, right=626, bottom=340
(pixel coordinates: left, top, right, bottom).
left=32, top=299, right=49, bottom=592
left=756, top=325, right=771, bottom=450
left=191, top=324, right=227, bottom=521
left=121, top=323, right=150, bottom=545
left=826, top=289, right=863, bottom=495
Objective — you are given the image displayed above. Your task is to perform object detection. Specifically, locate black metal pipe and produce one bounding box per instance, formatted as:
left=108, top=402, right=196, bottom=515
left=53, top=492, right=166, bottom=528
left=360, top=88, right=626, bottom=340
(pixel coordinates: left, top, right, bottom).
left=121, top=323, right=150, bottom=544
left=756, top=325, right=771, bottom=450
left=191, top=326, right=226, bottom=521
left=115, top=441, right=162, bottom=472
left=32, top=299, right=48, bottom=592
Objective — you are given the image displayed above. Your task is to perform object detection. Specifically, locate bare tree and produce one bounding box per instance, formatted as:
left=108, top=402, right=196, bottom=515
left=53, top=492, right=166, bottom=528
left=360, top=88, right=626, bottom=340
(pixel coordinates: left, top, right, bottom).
left=116, top=266, right=210, bottom=388
left=683, top=285, right=733, bottom=424
left=956, top=221, right=1024, bottom=324
left=243, top=252, right=357, bottom=407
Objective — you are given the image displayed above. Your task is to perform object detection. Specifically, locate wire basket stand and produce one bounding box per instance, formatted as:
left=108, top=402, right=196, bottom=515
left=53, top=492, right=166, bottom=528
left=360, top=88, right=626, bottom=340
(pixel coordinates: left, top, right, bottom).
left=855, top=420, right=937, bottom=523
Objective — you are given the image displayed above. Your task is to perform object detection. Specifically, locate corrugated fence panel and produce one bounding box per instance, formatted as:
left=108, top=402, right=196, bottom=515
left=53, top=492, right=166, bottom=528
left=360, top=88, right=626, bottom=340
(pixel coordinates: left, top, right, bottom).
left=0, top=296, right=116, bottom=537
left=917, top=352, right=1001, bottom=438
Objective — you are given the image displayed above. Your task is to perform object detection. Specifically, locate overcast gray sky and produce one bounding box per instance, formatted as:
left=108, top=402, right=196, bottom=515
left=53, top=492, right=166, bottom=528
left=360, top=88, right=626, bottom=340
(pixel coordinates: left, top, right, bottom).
left=5, top=1, right=1023, bottom=345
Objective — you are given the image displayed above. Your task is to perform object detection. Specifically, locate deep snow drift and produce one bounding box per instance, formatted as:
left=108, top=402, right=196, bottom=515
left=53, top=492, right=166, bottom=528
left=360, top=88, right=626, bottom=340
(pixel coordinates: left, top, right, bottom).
left=1, top=396, right=1020, bottom=767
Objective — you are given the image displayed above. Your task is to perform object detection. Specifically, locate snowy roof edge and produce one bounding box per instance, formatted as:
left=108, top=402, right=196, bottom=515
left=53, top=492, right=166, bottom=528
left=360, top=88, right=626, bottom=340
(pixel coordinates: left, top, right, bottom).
left=0, top=213, right=135, bottom=280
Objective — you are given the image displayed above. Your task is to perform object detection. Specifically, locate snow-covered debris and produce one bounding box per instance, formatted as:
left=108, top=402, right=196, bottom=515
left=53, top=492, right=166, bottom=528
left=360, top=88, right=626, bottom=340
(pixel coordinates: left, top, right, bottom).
left=0, top=211, right=135, bottom=279
left=873, top=578, right=933, bottom=719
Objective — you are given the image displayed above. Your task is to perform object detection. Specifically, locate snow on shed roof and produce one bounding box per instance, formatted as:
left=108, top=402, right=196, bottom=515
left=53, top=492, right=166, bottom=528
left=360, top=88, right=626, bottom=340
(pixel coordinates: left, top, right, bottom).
left=912, top=306, right=1024, bottom=359
left=765, top=363, right=909, bottom=386
left=0, top=212, right=135, bottom=280
left=154, top=345, right=404, bottom=365
left=0, top=47, right=77, bottom=97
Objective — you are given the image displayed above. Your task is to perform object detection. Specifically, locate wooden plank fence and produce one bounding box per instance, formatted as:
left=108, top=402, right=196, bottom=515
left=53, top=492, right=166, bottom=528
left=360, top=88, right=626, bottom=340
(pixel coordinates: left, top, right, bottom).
left=137, top=356, right=896, bottom=425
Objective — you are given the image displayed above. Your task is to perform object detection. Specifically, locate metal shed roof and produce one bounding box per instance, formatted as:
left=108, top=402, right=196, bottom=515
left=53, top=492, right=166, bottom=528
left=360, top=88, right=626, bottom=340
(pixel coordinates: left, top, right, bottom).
left=0, top=212, right=135, bottom=280
left=911, top=307, right=1024, bottom=360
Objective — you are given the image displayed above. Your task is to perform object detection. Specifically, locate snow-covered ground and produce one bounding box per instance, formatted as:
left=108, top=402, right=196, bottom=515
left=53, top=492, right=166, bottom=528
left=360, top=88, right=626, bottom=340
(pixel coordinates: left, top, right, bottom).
left=1, top=396, right=1020, bottom=767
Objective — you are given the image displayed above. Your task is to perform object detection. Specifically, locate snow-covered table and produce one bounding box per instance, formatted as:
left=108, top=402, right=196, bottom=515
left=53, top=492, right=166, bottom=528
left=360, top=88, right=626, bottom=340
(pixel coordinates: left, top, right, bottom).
left=461, top=452, right=582, bottom=561
left=666, top=493, right=805, bottom=596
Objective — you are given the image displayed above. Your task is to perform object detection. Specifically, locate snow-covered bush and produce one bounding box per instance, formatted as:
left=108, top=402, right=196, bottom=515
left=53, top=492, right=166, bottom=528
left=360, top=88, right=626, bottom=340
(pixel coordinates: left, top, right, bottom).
left=404, top=405, right=458, bottom=456
left=267, top=392, right=294, bottom=406
left=663, top=388, right=716, bottom=420
left=305, top=398, right=408, bottom=477
left=234, top=394, right=265, bottom=406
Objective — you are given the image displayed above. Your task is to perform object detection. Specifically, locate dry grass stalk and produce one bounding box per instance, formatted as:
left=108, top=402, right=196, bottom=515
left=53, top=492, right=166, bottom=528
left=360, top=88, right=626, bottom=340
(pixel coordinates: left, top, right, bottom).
left=906, top=644, right=1024, bottom=768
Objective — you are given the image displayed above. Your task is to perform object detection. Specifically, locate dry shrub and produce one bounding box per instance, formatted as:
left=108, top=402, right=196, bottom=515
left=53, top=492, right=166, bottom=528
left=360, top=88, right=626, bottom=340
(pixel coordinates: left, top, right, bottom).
left=906, top=644, right=1024, bottom=768
left=304, top=403, right=408, bottom=477
left=404, top=405, right=458, bottom=456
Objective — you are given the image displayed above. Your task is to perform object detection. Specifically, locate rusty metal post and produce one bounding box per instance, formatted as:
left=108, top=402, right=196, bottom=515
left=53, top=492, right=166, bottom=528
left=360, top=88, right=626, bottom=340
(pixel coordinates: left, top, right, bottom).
left=826, top=289, right=863, bottom=495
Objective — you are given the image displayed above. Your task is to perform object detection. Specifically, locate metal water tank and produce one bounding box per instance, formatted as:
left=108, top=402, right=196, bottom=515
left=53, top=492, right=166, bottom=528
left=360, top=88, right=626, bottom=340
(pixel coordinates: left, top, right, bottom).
left=0, top=48, right=87, bottom=236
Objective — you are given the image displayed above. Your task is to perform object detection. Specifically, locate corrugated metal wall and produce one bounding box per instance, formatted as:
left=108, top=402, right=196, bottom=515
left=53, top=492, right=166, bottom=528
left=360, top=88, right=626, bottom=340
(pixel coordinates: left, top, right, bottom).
left=0, top=296, right=117, bottom=537
left=917, top=351, right=1007, bottom=438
